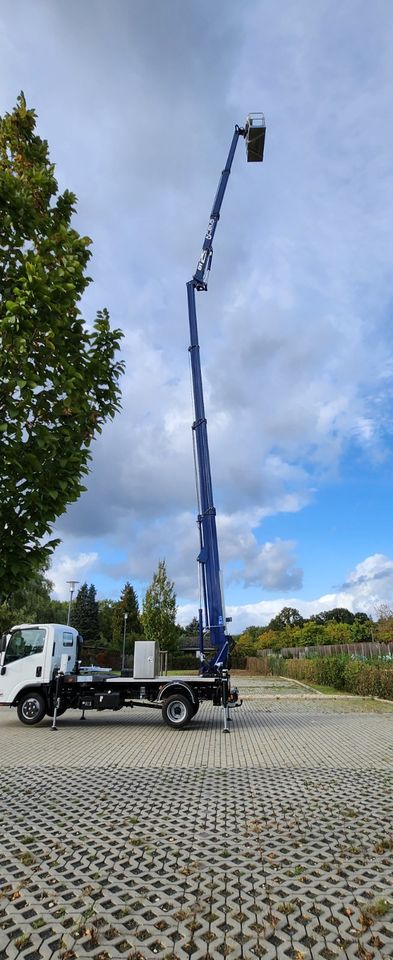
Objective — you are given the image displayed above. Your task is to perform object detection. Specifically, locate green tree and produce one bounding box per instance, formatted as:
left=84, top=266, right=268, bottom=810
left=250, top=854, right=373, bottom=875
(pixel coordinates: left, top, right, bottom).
left=351, top=615, right=372, bottom=643
left=141, top=560, right=178, bottom=652
left=291, top=621, right=325, bottom=647
left=235, top=626, right=262, bottom=657
left=0, top=602, right=17, bottom=636
left=48, top=598, right=70, bottom=624
left=0, top=94, right=124, bottom=597
left=257, top=628, right=285, bottom=651
left=98, top=599, right=116, bottom=646
left=87, top=584, right=100, bottom=645
left=234, top=625, right=264, bottom=656
left=7, top=564, right=54, bottom=622
left=373, top=604, right=393, bottom=643
left=323, top=621, right=353, bottom=645
left=243, top=625, right=264, bottom=643
left=353, top=612, right=370, bottom=625
left=112, top=582, right=143, bottom=651
left=70, top=582, right=99, bottom=644
left=181, top=616, right=200, bottom=636
left=268, top=607, right=304, bottom=631
left=0, top=562, right=70, bottom=634
left=311, top=607, right=355, bottom=625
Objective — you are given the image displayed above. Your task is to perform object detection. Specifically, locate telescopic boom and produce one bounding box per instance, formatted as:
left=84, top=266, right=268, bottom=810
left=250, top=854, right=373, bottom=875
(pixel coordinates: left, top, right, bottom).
left=187, top=114, right=266, bottom=673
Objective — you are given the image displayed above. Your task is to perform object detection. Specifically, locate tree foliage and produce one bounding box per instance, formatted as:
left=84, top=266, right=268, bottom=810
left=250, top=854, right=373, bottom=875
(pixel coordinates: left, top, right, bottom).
left=0, top=94, right=125, bottom=597
left=180, top=616, right=199, bottom=637
left=97, top=599, right=116, bottom=646
left=0, top=562, right=67, bottom=635
left=141, top=560, right=178, bottom=652
left=70, top=582, right=100, bottom=645
left=6, top=564, right=53, bottom=621
left=311, top=607, right=355, bottom=625
left=112, top=581, right=143, bottom=651
left=268, top=607, right=304, bottom=631
left=373, top=604, right=393, bottom=643
left=234, top=625, right=264, bottom=657
left=233, top=606, right=373, bottom=656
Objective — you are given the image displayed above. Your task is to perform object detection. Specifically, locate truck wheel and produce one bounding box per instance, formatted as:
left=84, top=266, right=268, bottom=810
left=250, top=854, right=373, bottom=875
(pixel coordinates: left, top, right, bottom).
left=162, top=693, right=193, bottom=728
left=17, top=692, right=46, bottom=725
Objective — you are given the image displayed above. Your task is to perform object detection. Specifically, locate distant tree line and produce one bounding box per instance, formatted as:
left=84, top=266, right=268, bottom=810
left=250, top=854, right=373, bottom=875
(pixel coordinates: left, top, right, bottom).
left=233, top=605, right=391, bottom=656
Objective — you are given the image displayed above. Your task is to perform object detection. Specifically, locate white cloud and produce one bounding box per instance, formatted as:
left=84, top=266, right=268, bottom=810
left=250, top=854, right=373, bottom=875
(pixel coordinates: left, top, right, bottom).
left=340, top=554, right=393, bottom=610
left=49, top=553, right=99, bottom=599
left=234, top=540, right=303, bottom=592
left=216, top=554, right=393, bottom=634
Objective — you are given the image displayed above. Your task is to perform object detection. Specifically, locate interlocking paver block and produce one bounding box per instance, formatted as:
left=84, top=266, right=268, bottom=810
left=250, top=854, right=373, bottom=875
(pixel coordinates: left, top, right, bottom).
left=1, top=680, right=392, bottom=958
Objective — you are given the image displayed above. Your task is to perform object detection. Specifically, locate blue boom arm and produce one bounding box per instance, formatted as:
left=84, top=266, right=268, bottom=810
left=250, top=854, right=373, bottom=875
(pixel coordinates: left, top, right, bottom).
left=187, top=118, right=265, bottom=673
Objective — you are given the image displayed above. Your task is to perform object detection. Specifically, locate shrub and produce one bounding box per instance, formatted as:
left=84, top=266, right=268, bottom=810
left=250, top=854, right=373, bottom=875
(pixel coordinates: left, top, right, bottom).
left=344, top=661, right=393, bottom=699
left=314, top=654, right=348, bottom=688
left=168, top=653, right=199, bottom=671
left=277, top=658, right=317, bottom=683
left=247, top=656, right=270, bottom=675
left=230, top=655, right=247, bottom=669
left=267, top=655, right=284, bottom=676
left=256, top=652, right=393, bottom=700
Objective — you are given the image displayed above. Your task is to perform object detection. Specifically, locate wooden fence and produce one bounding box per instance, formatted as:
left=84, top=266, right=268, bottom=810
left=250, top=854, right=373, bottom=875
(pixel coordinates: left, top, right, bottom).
left=255, top=640, right=393, bottom=660
left=246, top=656, right=270, bottom=674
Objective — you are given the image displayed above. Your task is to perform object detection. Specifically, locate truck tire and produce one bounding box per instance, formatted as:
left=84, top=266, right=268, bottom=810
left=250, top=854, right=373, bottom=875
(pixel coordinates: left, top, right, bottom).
left=17, top=691, right=46, bottom=725
left=162, top=693, right=193, bottom=728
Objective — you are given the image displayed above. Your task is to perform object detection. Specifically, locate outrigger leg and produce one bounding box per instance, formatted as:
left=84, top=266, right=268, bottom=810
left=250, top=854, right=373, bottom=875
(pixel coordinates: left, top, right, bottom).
left=222, top=671, right=230, bottom=734
left=51, top=670, right=62, bottom=732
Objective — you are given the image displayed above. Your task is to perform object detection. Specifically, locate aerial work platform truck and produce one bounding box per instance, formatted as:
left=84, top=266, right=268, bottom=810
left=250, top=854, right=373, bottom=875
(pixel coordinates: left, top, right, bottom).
left=0, top=624, right=238, bottom=729
left=0, top=114, right=266, bottom=732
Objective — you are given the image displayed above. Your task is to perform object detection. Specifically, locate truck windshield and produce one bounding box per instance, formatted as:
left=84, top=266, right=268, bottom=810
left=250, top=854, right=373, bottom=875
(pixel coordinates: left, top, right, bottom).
left=4, top=628, right=46, bottom=664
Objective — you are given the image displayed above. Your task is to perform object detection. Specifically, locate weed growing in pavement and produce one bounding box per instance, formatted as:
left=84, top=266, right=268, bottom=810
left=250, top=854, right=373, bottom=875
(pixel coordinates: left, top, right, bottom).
left=15, top=933, right=31, bottom=949
left=18, top=851, right=36, bottom=865
left=366, top=897, right=392, bottom=917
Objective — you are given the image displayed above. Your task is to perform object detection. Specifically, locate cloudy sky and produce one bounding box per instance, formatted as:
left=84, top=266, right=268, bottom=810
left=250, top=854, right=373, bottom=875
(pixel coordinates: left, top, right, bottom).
left=2, top=0, right=393, bottom=630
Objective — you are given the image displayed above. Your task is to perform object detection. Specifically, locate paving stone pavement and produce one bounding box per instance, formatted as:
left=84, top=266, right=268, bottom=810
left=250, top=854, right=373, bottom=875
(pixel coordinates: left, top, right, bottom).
left=0, top=676, right=392, bottom=960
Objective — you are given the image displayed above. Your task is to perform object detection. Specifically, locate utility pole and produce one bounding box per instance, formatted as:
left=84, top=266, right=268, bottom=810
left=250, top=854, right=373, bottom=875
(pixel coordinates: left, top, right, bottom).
left=122, top=612, right=129, bottom=672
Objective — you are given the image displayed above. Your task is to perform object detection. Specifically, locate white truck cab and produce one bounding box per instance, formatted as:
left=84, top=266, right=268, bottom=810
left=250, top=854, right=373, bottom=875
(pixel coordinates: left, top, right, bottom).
left=0, top=623, right=79, bottom=718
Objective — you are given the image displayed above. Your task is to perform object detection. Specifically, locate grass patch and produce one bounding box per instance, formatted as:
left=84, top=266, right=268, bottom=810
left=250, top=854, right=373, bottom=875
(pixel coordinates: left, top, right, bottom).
left=304, top=682, right=348, bottom=696
left=15, top=933, right=31, bottom=949
left=18, top=851, right=36, bottom=866
left=166, top=669, right=198, bottom=676
left=365, top=897, right=392, bottom=917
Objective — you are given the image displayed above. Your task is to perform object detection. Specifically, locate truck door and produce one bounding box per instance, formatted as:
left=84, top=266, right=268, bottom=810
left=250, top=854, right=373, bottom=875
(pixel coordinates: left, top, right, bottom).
left=0, top=626, right=47, bottom=704
left=48, top=628, right=77, bottom=677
